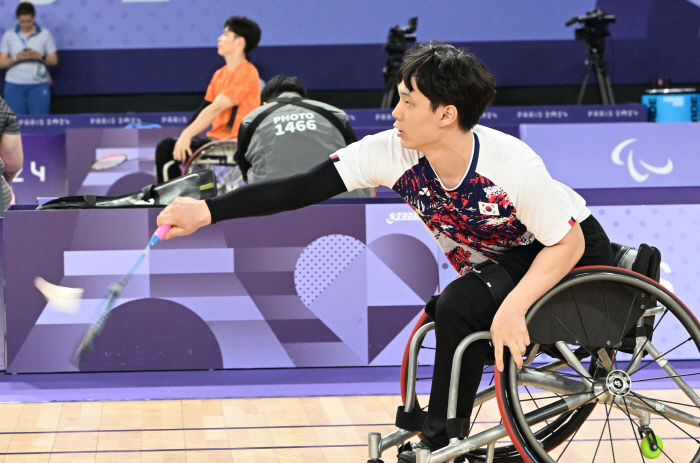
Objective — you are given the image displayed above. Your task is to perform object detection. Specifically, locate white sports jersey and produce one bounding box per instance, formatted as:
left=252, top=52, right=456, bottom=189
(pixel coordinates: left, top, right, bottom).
left=331, top=126, right=590, bottom=275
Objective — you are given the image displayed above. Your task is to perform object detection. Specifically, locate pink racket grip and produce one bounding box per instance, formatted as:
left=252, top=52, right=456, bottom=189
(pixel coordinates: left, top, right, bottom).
left=154, top=224, right=172, bottom=240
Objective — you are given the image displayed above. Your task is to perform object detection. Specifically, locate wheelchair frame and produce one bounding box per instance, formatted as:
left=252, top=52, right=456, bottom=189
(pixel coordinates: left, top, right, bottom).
left=368, top=266, right=700, bottom=463
left=179, top=139, right=244, bottom=195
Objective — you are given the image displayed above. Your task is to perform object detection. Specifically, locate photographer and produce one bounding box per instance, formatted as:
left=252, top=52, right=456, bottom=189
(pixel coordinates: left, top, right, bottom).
left=236, top=74, right=371, bottom=198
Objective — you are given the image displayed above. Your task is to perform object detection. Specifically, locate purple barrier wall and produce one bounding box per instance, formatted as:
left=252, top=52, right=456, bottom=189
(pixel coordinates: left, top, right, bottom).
left=17, top=113, right=191, bottom=134
left=4, top=205, right=438, bottom=373
left=520, top=122, right=700, bottom=189
left=5, top=198, right=700, bottom=373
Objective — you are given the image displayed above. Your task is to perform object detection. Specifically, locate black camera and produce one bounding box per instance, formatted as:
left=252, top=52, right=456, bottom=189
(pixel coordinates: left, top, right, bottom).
left=380, top=17, right=418, bottom=108
left=384, top=17, right=418, bottom=57
left=566, top=7, right=615, bottom=51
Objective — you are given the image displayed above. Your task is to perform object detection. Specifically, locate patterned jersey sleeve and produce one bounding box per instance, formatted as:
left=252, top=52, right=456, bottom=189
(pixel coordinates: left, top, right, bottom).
left=330, top=129, right=417, bottom=191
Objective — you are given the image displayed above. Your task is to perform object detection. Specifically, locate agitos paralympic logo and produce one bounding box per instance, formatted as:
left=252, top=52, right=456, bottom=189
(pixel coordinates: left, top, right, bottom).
left=611, top=138, right=673, bottom=182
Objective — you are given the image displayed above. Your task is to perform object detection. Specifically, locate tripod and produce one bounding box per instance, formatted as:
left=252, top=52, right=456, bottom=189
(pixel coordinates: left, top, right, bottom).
left=577, top=47, right=614, bottom=105
left=381, top=55, right=403, bottom=108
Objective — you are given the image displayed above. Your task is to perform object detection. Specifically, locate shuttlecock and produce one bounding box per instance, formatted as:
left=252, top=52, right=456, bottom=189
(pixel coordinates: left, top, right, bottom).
left=34, top=277, right=84, bottom=314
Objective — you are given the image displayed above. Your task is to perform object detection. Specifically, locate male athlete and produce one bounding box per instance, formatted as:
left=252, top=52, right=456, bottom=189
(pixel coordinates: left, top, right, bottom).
left=155, top=15, right=261, bottom=183
left=157, top=41, right=614, bottom=462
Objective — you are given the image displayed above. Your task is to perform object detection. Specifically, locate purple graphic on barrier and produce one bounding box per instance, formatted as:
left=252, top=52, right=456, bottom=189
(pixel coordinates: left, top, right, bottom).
left=79, top=298, right=223, bottom=372
left=7, top=201, right=698, bottom=373
left=66, top=127, right=182, bottom=197
left=11, top=133, right=66, bottom=205
left=364, top=204, right=440, bottom=366
left=520, top=122, right=700, bottom=189
left=4, top=205, right=430, bottom=373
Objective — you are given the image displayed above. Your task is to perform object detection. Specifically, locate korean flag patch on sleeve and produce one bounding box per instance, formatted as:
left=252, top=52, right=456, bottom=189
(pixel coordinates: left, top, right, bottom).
left=478, top=202, right=500, bottom=216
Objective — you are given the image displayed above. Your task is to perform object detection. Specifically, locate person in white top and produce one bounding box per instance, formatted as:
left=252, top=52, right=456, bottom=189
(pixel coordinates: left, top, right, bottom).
left=0, top=2, right=58, bottom=114
left=156, top=41, right=614, bottom=462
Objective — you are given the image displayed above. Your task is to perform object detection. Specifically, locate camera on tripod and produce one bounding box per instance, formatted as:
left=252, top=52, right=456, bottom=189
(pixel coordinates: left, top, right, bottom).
left=566, top=7, right=615, bottom=53
left=380, top=17, right=418, bottom=108
left=384, top=17, right=418, bottom=56
left=566, top=7, right=616, bottom=105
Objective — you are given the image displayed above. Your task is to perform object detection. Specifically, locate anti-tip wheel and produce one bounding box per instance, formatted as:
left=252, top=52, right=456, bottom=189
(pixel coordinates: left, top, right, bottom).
left=640, top=435, right=663, bottom=459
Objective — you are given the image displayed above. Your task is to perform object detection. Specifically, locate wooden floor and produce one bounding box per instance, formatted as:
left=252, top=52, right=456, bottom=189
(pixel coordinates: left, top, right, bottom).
left=0, top=391, right=696, bottom=462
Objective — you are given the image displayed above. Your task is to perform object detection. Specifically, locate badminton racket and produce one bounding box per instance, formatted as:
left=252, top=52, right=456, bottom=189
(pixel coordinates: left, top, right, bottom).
left=69, top=224, right=171, bottom=370
left=91, top=153, right=155, bottom=171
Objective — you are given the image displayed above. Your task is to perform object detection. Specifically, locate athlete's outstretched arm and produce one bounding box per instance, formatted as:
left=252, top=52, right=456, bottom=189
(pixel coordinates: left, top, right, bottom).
left=157, top=158, right=347, bottom=239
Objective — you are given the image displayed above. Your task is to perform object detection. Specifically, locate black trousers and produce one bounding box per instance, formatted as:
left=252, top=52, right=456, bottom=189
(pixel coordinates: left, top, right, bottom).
left=421, top=215, right=615, bottom=449
left=155, top=136, right=213, bottom=183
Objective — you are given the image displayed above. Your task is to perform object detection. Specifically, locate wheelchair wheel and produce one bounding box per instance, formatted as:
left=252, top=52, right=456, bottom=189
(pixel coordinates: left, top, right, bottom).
left=182, top=140, right=243, bottom=195
left=497, top=266, right=700, bottom=463
left=400, top=313, right=597, bottom=462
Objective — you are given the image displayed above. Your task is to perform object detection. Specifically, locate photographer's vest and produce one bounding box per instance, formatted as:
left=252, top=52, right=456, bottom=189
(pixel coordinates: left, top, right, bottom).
left=236, top=94, right=369, bottom=198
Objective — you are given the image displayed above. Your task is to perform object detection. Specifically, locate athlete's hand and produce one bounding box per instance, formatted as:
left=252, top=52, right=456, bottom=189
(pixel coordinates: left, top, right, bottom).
left=491, top=304, right=530, bottom=372
left=157, top=196, right=211, bottom=239
left=173, top=135, right=193, bottom=162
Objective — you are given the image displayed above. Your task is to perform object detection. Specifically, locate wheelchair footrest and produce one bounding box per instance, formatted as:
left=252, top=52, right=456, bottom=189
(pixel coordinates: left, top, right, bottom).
left=447, top=417, right=470, bottom=439
left=395, top=406, right=428, bottom=432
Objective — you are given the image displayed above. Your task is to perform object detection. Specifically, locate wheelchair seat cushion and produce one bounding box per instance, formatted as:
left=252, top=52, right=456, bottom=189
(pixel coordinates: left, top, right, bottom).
left=610, top=242, right=661, bottom=282
left=611, top=242, right=636, bottom=270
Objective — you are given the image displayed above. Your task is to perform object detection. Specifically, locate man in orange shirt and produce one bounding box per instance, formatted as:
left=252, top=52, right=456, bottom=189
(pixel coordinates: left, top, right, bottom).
left=156, top=16, right=261, bottom=183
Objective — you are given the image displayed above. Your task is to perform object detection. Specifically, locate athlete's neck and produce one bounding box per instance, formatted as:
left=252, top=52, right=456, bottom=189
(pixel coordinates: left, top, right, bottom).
left=224, top=52, right=246, bottom=70
left=424, top=129, right=474, bottom=190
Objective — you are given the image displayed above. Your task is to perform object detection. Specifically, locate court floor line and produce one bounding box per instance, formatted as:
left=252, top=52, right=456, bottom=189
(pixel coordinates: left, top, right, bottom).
left=0, top=436, right=697, bottom=457
left=0, top=415, right=676, bottom=435
left=0, top=444, right=369, bottom=456
left=0, top=423, right=395, bottom=435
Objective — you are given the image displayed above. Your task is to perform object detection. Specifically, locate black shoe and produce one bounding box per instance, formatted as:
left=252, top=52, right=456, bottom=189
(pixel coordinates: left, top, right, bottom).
left=396, top=441, right=430, bottom=463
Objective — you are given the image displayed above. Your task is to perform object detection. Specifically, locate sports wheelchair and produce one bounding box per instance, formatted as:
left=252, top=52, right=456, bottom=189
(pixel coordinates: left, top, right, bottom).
left=369, top=243, right=700, bottom=463
left=180, top=139, right=244, bottom=195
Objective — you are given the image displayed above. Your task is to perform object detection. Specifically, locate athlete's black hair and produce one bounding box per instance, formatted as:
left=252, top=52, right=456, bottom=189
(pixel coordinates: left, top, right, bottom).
left=16, top=2, right=36, bottom=18
left=397, top=41, right=496, bottom=131
left=224, top=16, right=261, bottom=56
left=261, top=75, right=307, bottom=103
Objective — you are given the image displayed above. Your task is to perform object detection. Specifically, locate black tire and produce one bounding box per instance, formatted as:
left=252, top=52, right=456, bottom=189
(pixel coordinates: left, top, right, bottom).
left=500, top=267, right=700, bottom=462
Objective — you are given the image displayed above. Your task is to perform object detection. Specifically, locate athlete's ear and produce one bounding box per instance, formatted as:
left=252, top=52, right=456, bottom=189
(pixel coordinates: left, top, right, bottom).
left=439, top=104, right=459, bottom=128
